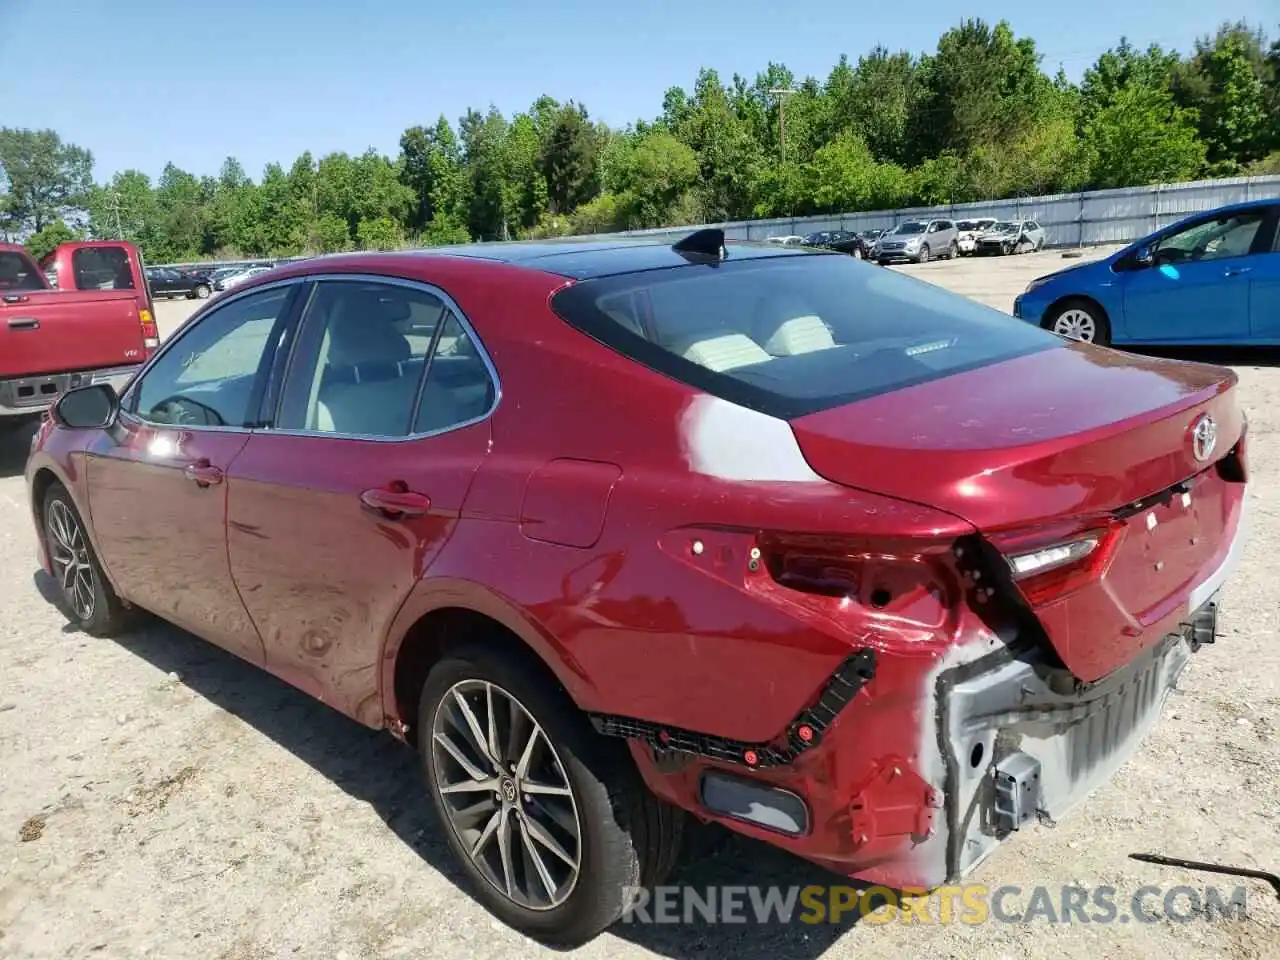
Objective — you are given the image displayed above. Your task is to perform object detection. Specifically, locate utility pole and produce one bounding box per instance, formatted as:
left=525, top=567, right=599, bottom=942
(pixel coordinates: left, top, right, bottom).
left=109, top=189, right=123, bottom=239
left=767, top=87, right=797, bottom=164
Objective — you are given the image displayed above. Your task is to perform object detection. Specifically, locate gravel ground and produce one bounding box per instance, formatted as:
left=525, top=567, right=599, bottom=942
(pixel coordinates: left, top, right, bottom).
left=1, top=249, right=1277, bottom=960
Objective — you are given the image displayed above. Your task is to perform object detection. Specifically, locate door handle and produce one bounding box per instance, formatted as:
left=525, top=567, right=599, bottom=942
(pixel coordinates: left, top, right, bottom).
left=360, top=486, right=431, bottom=519
left=3, top=294, right=30, bottom=304
left=1223, top=266, right=1253, bottom=277
left=7, top=317, right=39, bottom=330
left=183, top=459, right=224, bottom=487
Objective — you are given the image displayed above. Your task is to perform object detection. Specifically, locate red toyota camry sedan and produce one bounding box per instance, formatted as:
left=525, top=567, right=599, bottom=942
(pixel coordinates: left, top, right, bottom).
left=25, top=231, right=1249, bottom=944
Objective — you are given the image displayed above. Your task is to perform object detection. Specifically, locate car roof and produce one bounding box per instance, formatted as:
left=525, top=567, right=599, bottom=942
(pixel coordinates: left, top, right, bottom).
left=294, top=234, right=826, bottom=282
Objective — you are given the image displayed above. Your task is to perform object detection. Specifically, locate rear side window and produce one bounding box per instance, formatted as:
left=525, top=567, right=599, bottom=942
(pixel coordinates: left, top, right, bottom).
left=550, top=254, right=1060, bottom=418
left=73, top=247, right=135, bottom=290
left=0, top=251, right=46, bottom=291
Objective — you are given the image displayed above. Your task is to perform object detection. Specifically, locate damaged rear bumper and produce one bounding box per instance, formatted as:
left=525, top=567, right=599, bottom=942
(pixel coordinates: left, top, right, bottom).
left=936, top=594, right=1218, bottom=882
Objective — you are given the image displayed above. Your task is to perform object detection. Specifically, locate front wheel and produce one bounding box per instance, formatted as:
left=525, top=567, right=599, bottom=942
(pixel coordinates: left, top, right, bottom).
left=1042, top=299, right=1111, bottom=346
left=917, top=244, right=931, bottom=264
left=947, top=240, right=958, bottom=260
left=420, top=643, right=685, bottom=946
left=851, top=246, right=863, bottom=260
left=42, top=483, right=132, bottom=636
left=194, top=283, right=211, bottom=299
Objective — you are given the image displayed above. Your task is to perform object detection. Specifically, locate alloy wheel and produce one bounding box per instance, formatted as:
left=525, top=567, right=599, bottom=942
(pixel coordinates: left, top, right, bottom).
left=1052, top=308, right=1097, bottom=342
left=431, top=679, right=582, bottom=912
left=46, top=499, right=95, bottom=621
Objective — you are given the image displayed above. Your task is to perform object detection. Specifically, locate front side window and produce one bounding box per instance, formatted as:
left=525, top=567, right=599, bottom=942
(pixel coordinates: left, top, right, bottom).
left=1154, top=210, right=1266, bottom=264
left=72, top=247, right=135, bottom=290
left=128, top=286, right=293, bottom=427
left=277, top=279, right=463, bottom=438
left=551, top=255, right=1060, bottom=419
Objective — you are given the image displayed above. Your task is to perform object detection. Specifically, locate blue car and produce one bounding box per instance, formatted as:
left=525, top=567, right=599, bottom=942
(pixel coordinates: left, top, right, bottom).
left=1013, top=198, right=1280, bottom=346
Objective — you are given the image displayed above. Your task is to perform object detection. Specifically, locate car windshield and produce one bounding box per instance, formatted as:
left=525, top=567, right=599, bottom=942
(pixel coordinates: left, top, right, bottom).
left=892, top=222, right=927, bottom=235
left=993, top=222, right=1018, bottom=232
left=550, top=254, right=1059, bottom=419
left=956, top=221, right=978, bottom=230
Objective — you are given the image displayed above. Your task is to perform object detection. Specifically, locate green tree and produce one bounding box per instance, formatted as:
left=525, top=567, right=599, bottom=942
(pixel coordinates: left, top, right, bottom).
left=0, top=128, right=94, bottom=233
left=1085, top=84, right=1206, bottom=187
left=610, top=129, right=700, bottom=228
left=24, top=219, right=80, bottom=261
left=1178, top=23, right=1273, bottom=169
left=539, top=102, right=600, bottom=214
left=906, top=20, right=1053, bottom=165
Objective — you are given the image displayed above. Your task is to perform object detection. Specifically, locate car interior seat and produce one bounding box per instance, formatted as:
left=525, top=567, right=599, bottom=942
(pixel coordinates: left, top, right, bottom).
left=751, top=291, right=836, bottom=356
left=314, top=289, right=429, bottom=437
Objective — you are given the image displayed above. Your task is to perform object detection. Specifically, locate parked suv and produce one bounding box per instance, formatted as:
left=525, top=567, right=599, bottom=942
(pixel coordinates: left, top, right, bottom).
left=876, top=218, right=959, bottom=264
left=146, top=266, right=213, bottom=300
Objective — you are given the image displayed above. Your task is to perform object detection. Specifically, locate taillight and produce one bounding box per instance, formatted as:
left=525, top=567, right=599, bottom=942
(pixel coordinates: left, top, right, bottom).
left=751, top=531, right=961, bottom=632
left=993, top=521, right=1123, bottom=607
left=139, top=308, right=159, bottom=349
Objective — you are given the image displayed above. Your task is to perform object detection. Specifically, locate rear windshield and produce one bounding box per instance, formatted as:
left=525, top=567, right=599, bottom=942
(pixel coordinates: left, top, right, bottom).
left=72, top=246, right=135, bottom=290
left=549, top=252, right=1060, bottom=418
left=0, top=251, right=47, bottom=291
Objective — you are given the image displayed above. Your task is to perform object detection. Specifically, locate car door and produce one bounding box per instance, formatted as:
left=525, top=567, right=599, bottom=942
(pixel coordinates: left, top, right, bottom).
left=85, top=281, right=306, bottom=664
left=1247, top=206, right=1280, bottom=341
left=224, top=276, right=497, bottom=721
left=1120, top=207, right=1268, bottom=343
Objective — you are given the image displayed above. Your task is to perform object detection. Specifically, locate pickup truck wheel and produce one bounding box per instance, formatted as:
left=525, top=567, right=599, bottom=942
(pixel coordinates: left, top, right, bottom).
left=420, top=643, right=685, bottom=946
left=42, top=483, right=131, bottom=637
left=194, top=284, right=211, bottom=299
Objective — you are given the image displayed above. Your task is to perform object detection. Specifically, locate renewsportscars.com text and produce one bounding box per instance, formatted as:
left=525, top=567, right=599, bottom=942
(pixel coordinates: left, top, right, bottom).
left=622, top=883, right=1250, bottom=926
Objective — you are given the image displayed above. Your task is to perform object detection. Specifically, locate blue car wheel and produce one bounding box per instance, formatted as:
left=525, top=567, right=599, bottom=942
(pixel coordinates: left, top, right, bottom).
left=1043, top=298, right=1111, bottom=346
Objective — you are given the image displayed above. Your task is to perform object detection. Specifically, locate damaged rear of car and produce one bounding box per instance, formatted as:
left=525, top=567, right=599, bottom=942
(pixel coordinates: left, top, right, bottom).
left=552, top=245, right=1249, bottom=893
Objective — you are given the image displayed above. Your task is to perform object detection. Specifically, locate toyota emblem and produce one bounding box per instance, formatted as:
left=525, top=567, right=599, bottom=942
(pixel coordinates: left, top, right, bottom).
left=1191, top=414, right=1217, bottom=462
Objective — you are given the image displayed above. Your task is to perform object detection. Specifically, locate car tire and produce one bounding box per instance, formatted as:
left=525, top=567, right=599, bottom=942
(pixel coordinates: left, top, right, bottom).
left=918, top=244, right=930, bottom=264
left=851, top=246, right=863, bottom=260
left=194, top=284, right=211, bottom=299
left=419, top=642, right=686, bottom=946
left=947, top=240, right=958, bottom=260
left=42, top=482, right=132, bottom=637
left=1041, top=298, right=1111, bottom=347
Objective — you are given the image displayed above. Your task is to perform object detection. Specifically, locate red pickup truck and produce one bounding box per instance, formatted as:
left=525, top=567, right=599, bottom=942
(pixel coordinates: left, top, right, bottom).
left=1, top=240, right=159, bottom=430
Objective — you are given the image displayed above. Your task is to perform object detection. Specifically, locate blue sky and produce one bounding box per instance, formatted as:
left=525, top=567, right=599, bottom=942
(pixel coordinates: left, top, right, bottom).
left=1, top=0, right=1273, bottom=183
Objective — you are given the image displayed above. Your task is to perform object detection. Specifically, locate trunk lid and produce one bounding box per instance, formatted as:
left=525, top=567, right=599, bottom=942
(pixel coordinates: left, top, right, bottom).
left=0, top=289, right=147, bottom=378
left=790, top=343, right=1247, bottom=681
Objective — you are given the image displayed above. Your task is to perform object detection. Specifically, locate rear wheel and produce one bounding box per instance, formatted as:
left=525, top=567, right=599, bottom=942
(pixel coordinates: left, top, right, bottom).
left=42, top=483, right=131, bottom=637
left=1042, top=298, right=1111, bottom=346
left=419, top=642, right=685, bottom=946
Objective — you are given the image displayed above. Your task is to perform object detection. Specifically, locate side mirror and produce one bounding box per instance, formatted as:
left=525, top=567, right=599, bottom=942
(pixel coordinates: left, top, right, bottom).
left=51, top=383, right=119, bottom=430
left=1132, top=245, right=1154, bottom=268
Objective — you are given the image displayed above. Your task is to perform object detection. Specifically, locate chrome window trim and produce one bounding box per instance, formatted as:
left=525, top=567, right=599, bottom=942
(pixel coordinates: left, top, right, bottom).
left=264, top=272, right=502, bottom=444
left=115, top=272, right=503, bottom=444
left=117, top=277, right=309, bottom=435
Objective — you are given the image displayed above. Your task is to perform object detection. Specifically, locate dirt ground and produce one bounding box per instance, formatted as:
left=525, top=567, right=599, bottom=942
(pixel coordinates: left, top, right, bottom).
left=1, top=249, right=1277, bottom=960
